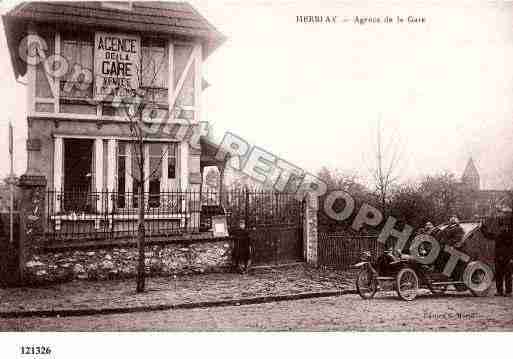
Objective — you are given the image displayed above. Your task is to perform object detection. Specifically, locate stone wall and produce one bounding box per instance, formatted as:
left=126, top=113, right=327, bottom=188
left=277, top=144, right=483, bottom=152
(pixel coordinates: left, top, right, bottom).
left=24, top=239, right=233, bottom=284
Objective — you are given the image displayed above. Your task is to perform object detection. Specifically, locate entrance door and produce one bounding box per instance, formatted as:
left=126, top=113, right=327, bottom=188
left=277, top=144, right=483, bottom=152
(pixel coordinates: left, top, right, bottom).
left=63, top=139, right=93, bottom=212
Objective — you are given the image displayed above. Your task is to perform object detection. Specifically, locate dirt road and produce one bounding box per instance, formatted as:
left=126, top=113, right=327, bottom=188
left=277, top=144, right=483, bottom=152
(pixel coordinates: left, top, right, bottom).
left=2, top=290, right=512, bottom=331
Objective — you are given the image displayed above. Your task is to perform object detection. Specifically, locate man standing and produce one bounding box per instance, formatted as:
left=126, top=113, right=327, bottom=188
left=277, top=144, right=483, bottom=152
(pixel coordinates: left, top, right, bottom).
left=232, top=219, right=252, bottom=273
left=482, top=219, right=513, bottom=297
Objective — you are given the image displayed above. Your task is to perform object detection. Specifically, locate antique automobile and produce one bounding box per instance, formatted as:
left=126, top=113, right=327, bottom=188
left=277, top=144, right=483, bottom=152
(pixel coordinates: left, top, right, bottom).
left=354, top=221, right=494, bottom=301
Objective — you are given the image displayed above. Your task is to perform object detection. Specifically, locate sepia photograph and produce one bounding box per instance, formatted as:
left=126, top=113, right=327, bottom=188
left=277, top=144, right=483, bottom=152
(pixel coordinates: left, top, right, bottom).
left=0, top=0, right=512, bottom=355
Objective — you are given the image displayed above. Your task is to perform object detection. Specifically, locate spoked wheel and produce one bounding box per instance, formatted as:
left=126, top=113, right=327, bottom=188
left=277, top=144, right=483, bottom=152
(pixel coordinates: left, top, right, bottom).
left=356, top=268, right=378, bottom=299
left=396, top=268, right=419, bottom=301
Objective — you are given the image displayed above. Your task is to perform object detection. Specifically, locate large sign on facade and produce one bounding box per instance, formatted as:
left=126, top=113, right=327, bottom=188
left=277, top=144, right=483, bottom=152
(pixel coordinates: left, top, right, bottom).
left=94, top=32, right=141, bottom=99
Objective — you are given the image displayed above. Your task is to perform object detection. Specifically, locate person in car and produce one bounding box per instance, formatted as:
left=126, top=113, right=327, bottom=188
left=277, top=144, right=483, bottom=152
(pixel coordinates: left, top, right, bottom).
left=420, top=222, right=435, bottom=235
left=433, top=216, right=465, bottom=275
left=441, top=216, right=465, bottom=248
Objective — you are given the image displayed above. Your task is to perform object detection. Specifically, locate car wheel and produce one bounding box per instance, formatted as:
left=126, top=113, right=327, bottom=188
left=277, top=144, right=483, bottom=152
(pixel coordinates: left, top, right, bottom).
left=356, top=268, right=378, bottom=299
left=465, top=262, right=493, bottom=297
left=396, top=267, right=419, bottom=301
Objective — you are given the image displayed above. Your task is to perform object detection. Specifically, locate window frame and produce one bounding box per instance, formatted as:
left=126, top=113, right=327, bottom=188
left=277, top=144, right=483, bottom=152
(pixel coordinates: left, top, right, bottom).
left=141, top=37, right=169, bottom=91
left=60, top=33, right=94, bottom=100
left=116, top=141, right=179, bottom=210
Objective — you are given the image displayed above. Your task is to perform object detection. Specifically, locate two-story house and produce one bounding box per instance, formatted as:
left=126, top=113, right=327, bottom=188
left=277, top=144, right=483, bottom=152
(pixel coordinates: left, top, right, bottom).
left=3, top=1, right=226, bottom=238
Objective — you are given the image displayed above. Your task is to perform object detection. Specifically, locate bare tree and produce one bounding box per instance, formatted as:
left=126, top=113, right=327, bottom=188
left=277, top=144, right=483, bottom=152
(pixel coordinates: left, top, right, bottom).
left=367, top=118, right=404, bottom=214
left=113, top=50, right=169, bottom=293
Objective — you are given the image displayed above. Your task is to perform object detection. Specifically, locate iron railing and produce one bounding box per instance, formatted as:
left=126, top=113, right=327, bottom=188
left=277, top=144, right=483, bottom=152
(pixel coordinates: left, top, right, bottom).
left=46, top=190, right=199, bottom=241
left=44, top=189, right=304, bottom=242
left=317, top=225, right=382, bottom=269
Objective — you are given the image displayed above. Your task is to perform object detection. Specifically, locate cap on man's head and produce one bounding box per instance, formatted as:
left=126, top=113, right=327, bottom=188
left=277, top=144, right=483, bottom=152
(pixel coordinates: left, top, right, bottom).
left=449, top=216, right=459, bottom=224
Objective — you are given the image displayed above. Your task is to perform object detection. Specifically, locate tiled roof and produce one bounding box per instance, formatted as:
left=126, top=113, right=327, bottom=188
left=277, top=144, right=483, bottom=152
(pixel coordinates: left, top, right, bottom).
left=3, top=1, right=225, bottom=77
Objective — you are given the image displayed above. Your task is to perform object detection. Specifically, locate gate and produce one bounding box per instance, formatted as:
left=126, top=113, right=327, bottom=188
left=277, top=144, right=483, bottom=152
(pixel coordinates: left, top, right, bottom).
left=224, top=190, right=304, bottom=266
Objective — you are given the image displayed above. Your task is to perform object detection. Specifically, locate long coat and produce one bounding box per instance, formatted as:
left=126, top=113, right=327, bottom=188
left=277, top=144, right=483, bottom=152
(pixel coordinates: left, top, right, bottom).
left=481, top=224, right=513, bottom=261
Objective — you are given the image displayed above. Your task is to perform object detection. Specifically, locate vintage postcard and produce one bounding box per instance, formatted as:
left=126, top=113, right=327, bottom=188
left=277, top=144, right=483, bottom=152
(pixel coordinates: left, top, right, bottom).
left=0, top=0, right=512, bottom=357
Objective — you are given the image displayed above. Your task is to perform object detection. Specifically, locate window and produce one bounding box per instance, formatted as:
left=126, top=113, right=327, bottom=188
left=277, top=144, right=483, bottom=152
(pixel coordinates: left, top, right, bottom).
left=141, top=38, right=168, bottom=90
left=117, top=142, right=127, bottom=208
left=149, top=143, right=163, bottom=207
left=61, top=34, right=94, bottom=98
left=131, top=146, right=143, bottom=208
left=116, top=141, right=178, bottom=209
left=168, top=143, right=177, bottom=179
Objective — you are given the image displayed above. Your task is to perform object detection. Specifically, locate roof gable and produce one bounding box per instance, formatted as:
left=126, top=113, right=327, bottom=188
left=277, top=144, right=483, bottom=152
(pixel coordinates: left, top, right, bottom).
left=3, top=1, right=225, bottom=78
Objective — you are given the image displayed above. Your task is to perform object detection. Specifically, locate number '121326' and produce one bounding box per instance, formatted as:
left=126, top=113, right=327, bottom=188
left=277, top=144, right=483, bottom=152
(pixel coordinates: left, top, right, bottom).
left=21, top=346, right=52, bottom=355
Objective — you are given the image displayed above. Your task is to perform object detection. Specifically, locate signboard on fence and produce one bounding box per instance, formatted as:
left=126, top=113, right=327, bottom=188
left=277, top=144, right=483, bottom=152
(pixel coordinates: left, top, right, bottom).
left=212, top=215, right=229, bottom=237
left=94, top=32, right=141, bottom=99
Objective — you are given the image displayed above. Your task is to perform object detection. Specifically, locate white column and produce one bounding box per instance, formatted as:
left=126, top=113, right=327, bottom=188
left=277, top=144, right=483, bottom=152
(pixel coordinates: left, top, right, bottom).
left=161, top=143, right=168, bottom=192
left=143, top=144, right=150, bottom=192
left=126, top=143, right=132, bottom=194
left=94, top=138, right=103, bottom=212
left=180, top=141, right=189, bottom=190
left=53, top=137, right=63, bottom=212
left=107, top=139, right=116, bottom=212
left=143, top=144, right=150, bottom=209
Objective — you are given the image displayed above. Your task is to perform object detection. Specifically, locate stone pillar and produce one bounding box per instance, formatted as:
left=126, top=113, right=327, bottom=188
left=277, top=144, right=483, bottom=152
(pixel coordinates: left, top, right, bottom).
left=303, top=192, right=319, bottom=266
left=18, top=174, right=47, bottom=283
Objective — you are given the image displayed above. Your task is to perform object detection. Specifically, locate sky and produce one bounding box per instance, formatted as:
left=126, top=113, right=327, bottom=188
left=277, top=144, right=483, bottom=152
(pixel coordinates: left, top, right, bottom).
left=0, top=0, right=512, bottom=189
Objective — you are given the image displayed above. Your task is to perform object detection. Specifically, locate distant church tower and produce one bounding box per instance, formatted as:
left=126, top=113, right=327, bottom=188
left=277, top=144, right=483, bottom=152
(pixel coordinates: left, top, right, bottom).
left=461, top=158, right=480, bottom=191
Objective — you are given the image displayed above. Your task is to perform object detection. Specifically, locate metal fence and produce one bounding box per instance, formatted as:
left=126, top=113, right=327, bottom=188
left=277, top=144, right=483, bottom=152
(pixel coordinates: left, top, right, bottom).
left=223, top=189, right=303, bottom=228
left=44, top=189, right=303, bottom=242
left=46, top=190, right=199, bottom=241
left=318, top=226, right=382, bottom=269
